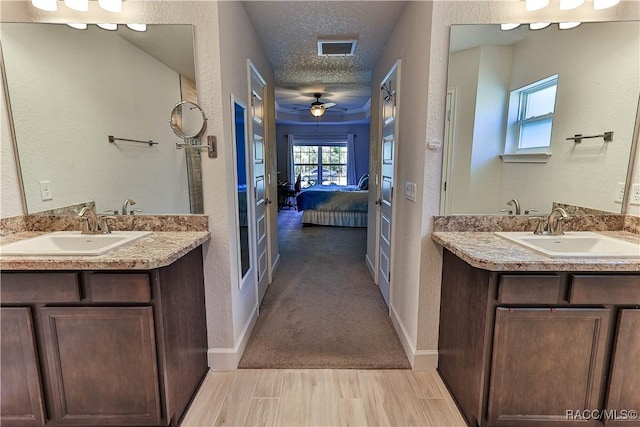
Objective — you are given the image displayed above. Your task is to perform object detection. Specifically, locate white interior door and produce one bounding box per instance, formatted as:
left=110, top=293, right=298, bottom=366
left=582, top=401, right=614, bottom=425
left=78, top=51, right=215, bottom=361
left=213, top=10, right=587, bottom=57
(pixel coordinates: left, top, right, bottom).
left=249, top=63, right=270, bottom=303
left=376, top=62, right=399, bottom=307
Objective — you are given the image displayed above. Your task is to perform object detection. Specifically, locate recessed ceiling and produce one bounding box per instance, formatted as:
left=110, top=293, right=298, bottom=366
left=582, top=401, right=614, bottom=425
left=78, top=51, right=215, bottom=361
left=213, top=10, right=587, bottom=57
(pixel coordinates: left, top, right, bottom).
left=242, top=1, right=408, bottom=124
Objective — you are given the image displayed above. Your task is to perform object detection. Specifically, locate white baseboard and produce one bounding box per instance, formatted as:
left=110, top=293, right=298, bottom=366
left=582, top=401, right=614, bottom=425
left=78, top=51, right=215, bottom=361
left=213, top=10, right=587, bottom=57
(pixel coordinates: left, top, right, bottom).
left=208, top=304, right=259, bottom=371
left=365, top=253, right=376, bottom=281
left=271, top=253, right=281, bottom=280
left=413, top=350, right=439, bottom=370
left=389, top=304, right=439, bottom=370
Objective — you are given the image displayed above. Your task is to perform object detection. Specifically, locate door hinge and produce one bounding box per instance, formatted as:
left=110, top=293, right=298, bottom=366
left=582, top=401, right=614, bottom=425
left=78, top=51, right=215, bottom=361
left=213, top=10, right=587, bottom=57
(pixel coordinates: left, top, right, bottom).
left=444, top=181, right=447, bottom=191
left=447, top=109, right=451, bottom=122
left=391, top=186, right=393, bottom=199
left=388, top=269, right=391, bottom=281
left=254, top=187, right=257, bottom=199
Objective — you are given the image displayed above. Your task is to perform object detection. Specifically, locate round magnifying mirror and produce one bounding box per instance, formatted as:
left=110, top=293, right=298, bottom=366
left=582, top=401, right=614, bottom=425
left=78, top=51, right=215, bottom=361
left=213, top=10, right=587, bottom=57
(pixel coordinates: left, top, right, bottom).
left=169, top=101, right=208, bottom=139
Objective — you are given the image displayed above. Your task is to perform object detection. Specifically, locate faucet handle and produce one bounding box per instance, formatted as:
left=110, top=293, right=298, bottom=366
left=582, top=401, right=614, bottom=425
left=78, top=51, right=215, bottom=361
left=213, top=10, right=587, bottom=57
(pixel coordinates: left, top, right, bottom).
left=528, top=216, right=547, bottom=235
left=98, top=216, right=117, bottom=234
left=499, top=209, right=513, bottom=215
left=524, top=208, right=539, bottom=215
left=129, top=209, right=143, bottom=215
left=103, top=209, right=119, bottom=215
left=79, top=215, right=92, bottom=234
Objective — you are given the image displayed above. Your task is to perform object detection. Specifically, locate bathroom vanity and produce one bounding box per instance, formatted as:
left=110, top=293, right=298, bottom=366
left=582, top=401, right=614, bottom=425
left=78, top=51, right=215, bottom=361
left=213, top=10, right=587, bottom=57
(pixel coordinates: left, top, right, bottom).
left=433, top=231, right=640, bottom=427
left=0, top=230, right=210, bottom=427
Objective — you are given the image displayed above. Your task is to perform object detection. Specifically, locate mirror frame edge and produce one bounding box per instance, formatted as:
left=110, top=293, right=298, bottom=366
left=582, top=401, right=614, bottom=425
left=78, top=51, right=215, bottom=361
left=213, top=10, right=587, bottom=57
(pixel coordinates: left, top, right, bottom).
left=231, top=93, right=253, bottom=290
left=0, top=42, right=28, bottom=216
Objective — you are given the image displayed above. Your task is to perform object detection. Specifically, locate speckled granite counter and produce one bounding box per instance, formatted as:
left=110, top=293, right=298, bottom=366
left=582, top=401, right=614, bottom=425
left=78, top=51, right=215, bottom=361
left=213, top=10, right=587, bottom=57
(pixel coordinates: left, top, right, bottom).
left=0, top=231, right=210, bottom=270
left=432, top=231, right=640, bottom=272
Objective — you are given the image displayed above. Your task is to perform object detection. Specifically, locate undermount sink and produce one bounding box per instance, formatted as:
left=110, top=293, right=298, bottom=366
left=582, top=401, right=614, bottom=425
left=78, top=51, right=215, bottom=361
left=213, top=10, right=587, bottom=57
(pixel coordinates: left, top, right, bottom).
left=495, top=231, right=640, bottom=258
left=0, top=231, right=153, bottom=256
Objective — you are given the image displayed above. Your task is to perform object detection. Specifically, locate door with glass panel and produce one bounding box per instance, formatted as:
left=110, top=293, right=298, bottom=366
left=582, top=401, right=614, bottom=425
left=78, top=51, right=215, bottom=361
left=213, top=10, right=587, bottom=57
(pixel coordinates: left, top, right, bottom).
left=376, top=62, right=399, bottom=307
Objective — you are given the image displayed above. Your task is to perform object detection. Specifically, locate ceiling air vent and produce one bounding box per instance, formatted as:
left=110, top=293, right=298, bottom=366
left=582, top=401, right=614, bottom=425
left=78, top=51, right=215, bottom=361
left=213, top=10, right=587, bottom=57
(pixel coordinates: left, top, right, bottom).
left=317, top=39, right=357, bottom=57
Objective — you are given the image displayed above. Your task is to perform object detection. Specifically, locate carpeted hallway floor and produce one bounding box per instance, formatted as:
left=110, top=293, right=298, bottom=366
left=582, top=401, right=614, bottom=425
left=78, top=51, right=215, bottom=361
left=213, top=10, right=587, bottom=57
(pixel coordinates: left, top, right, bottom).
left=238, top=210, right=410, bottom=369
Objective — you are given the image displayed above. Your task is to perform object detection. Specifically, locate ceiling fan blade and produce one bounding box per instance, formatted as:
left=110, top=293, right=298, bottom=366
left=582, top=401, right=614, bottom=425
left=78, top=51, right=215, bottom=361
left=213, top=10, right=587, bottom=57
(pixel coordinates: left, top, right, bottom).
left=322, top=102, right=336, bottom=108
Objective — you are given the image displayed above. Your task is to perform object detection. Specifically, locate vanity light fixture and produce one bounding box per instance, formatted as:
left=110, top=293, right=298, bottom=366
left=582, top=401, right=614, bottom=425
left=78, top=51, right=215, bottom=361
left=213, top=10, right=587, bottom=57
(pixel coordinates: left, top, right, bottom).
left=97, top=23, right=118, bottom=31
left=594, top=0, right=620, bottom=9
left=530, top=22, right=551, bottom=30
left=560, top=0, right=584, bottom=9
left=98, top=0, right=121, bottom=12
left=64, top=0, right=89, bottom=12
left=559, top=21, right=581, bottom=29
left=31, top=0, right=57, bottom=11
left=126, top=23, right=147, bottom=32
left=501, top=23, right=521, bottom=30
left=67, top=23, right=88, bottom=29
left=526, top=0, right=549, bottom=11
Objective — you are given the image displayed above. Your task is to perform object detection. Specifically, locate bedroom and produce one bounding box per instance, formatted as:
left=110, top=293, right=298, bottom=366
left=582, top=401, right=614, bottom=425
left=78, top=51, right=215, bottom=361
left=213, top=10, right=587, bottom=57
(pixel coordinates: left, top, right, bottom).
left=275, top=124, right=371, bottom=228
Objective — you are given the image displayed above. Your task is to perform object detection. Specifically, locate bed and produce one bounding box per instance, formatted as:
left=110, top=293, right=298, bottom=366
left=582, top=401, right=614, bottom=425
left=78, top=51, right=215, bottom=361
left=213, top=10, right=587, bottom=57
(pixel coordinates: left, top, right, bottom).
left=296, top=184, right=369, bottom=227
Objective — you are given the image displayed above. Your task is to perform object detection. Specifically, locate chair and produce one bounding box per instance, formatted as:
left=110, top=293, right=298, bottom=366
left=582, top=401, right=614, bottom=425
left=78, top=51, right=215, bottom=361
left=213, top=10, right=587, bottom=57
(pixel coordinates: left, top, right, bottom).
left=283, top=174, right=301, bottom=209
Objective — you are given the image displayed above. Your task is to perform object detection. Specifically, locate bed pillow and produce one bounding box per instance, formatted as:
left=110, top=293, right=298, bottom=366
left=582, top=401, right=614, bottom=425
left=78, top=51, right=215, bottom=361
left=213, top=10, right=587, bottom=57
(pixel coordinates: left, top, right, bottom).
left=358, top=174, right=369, bottom=190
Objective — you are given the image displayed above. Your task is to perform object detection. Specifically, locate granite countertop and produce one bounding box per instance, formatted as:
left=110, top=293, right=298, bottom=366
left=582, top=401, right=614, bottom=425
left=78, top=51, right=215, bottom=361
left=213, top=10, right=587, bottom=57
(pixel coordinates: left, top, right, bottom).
left=0, top=231, right=210, bottom=270
left=432, top=231, right=640, bottom=272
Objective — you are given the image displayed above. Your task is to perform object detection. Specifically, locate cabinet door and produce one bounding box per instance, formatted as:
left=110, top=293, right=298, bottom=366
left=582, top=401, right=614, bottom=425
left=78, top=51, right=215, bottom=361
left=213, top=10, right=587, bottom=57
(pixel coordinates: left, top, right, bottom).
left=1, top=307, right=46, bottom=427
left=605, top=309, right=640, bottom=426
left=41, top=307, right=161, bottom=426
left=488, top=308, right=610, bottom=426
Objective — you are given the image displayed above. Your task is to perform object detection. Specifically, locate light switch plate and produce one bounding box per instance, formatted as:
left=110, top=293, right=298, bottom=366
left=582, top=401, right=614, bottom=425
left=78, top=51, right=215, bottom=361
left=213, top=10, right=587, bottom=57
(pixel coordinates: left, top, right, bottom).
left=405, top=181, right=417, bottom=202
left=630, top=183, right=640, bottom=206
left=614, top=182, right=625, bottom=204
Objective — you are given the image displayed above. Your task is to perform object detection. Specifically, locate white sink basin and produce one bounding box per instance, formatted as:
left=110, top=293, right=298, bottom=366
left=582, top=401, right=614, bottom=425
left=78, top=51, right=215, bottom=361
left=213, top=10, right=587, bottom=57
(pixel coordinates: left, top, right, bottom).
left=495, top=231, right=640, bottom=258
left=0, top=231, right=153, bottom=256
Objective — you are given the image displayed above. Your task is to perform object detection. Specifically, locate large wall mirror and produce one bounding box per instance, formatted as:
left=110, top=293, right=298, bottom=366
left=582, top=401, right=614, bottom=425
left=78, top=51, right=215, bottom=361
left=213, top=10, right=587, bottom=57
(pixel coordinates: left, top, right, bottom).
left=233, top=98, right=252, bottom=287
left=441, top=21, right=639, bottom=215
left=1, top=23, right=200, bottom=215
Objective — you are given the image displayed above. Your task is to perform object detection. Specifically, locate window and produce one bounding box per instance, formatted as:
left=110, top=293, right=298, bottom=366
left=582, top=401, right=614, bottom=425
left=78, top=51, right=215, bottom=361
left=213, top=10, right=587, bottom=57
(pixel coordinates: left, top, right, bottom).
left=292, top=144, right=348, bottom=188
left=511, top=75, right=558, bottom=152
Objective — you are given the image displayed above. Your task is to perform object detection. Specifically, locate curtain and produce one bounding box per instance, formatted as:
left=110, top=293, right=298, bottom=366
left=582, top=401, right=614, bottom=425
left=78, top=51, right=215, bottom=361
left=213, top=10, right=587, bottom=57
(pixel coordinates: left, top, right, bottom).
left=287, top=134, right=295, bottom=184
left=347, top=134, right=356, bottom=185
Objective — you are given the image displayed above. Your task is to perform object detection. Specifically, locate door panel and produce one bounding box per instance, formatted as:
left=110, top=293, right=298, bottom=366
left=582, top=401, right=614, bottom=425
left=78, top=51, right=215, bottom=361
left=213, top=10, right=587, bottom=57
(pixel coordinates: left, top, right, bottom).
left=250, top=64, right=270, bottom=303
left=376, top=62, right=399, bottom=307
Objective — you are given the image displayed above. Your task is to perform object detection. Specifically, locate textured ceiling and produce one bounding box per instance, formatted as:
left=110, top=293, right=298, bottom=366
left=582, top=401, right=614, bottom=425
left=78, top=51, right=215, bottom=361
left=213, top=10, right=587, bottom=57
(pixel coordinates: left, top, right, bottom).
left=242, top=1, right=408, bottom=121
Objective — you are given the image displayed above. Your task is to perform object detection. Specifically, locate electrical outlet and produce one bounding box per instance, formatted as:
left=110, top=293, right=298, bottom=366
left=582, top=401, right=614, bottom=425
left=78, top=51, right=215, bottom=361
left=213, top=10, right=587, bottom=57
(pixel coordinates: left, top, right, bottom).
left=614, top=182, right=625, bottom=204
left=405, top=181, right=417, bottom=202
left=39, top=181, right=53, bottom=201
left=630, top=183, right=640, bottom=206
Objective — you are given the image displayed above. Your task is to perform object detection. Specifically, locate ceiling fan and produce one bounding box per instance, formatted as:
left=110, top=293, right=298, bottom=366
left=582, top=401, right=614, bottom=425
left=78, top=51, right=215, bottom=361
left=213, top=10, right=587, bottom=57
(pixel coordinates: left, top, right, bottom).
left=308, top=93, right=336, bottom=117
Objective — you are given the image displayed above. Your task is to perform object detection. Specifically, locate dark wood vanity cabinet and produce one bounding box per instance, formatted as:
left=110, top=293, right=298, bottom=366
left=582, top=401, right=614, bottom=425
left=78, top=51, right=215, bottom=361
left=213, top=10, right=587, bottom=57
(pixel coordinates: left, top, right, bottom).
left=0, top=246, right=208, bottom=427
left=438, top=249, right=640, bottom=427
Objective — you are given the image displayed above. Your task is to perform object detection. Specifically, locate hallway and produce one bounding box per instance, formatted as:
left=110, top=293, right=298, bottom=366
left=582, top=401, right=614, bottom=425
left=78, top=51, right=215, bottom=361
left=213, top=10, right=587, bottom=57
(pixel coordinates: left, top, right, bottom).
left=238, top=210, right=409, bottom=369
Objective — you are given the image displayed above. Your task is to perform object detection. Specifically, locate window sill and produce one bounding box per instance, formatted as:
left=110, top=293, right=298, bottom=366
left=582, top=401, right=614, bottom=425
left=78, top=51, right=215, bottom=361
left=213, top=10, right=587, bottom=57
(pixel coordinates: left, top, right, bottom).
left=500, top=153, right=551, bottom=163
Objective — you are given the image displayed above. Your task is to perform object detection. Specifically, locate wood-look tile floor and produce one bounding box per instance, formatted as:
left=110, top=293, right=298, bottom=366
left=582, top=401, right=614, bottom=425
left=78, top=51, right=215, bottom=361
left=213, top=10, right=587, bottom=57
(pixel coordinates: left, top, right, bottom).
left=180, top=369, right=466, bottom=427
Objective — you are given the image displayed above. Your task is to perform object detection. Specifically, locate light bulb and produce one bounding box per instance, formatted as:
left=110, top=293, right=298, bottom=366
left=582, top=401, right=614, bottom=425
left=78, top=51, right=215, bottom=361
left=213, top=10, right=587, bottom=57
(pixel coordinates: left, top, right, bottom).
left=64, top=0, right=88, bottom=12
left=309, top=105, right=325, bottom=117
left=97, top=23, right=118, bottom=31
left=526, top=0, right=549, bottom=11
left=126, top=24, right=147, bottom=32
left=98, top=0, right=122, bottom=13
left=559, top=22, right=581, bottom=29
left=31, top=0, right=57, bottom=11
left=67, top=23, right=88, bottom=30
left=560, top=0, right=584, bottom=9
left=594, top=0, right=620, bottom=9
left=530, top=22, right=551, bottom=30
left=500, top=23, right=521, bottom=31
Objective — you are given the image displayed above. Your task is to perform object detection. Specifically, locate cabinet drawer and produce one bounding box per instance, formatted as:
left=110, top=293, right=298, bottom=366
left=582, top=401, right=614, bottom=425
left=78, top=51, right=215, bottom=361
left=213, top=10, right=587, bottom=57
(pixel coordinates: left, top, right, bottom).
left=498, top=275, right=561, bottom=304
left=86, top=273, right=151, bottom=303
left=569, top=275, right=640, bottom=305
left=0, top=273, right=80, bottom=303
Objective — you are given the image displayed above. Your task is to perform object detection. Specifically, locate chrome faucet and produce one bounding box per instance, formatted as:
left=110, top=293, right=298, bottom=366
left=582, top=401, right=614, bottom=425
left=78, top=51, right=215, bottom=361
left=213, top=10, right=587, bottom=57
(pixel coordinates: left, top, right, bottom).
left=507, top=199, right=521, bottom=215
left=122, top=198, right=136, bottom=215
left=547, top=207, right=569, bottom=235
left=79, top=206, right=98, bottom=234
left=532, top=207, right=570, bottom=235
